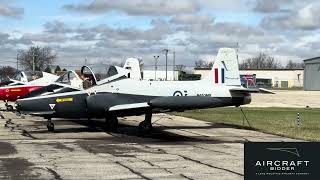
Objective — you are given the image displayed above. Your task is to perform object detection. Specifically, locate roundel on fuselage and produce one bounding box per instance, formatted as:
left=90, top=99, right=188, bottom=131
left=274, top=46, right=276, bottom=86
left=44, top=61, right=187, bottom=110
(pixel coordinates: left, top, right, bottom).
left=173, top=91, right=183, bottom=96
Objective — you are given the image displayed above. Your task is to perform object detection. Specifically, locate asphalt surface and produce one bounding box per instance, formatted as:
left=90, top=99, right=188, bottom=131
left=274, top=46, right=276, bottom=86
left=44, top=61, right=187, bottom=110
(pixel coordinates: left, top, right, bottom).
left=0, top=108, right=299, bottom=180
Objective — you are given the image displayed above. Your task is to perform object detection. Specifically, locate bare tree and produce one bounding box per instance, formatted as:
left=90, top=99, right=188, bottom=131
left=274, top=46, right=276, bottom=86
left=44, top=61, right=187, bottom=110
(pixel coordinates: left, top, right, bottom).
left=18, top=46, right=57, bottom=71
left=285, top=60, right=304, bottom=69
left=0, top=66, right=18, bottom=82
left=195, top=60, right=213, bottom=68
left=240, top=53, right=282, bottom=69
left=175, top=65, right=186, bottom=72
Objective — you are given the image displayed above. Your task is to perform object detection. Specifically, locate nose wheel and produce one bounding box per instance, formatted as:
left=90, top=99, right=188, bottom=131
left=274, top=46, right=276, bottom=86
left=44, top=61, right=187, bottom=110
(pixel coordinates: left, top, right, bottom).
left=4, top=101, right=13, bottom=111
left=46, top=118, right=54, bottom=132
left=6, top=105, right=13, bottom=111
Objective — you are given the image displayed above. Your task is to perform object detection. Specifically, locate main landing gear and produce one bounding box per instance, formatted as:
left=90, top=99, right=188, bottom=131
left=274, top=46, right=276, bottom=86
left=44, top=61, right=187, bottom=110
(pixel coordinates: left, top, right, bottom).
left=105, top=114, right=118, bottom=132
left=47, top=118, right=54, bottom=132
left=139, top=111, right=152, bottom=134
left=4, top=101, right=13, bottom=111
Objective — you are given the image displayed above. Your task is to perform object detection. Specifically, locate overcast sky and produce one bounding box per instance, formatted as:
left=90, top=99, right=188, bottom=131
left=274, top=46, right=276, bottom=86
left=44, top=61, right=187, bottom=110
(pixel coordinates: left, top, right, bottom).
left=0, top=0, right=319, bottom=70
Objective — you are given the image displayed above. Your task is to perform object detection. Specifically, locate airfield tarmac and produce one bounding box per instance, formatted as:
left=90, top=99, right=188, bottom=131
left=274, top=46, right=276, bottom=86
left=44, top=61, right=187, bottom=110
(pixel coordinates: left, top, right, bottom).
left=245, top=90, right=320, bottom=108
left=0, top=108, right=299, bottom=180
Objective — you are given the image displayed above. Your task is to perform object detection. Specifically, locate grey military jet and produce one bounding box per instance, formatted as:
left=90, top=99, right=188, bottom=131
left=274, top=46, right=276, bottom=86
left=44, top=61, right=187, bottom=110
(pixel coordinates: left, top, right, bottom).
left=16, top=48, right=269, bottom=133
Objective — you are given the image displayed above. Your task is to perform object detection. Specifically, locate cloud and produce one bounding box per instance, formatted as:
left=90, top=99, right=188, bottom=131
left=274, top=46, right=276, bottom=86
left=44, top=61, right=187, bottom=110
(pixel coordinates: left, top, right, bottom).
left=0, top=3, right=23, bottom=18
left=43, top=21, right=71, bottom=34
left=0, top=32, right=32, bottom=45
left=198, top=0, right=250, bottom=11
left=3, top=0, right=320, bottom=68
left=170, top=14, right=214, bottom=25
left=63, top=0, right=199, bottom=16
left=261, top=1, right=320, bottom=30
left=253, top=0, right=280, bottom=13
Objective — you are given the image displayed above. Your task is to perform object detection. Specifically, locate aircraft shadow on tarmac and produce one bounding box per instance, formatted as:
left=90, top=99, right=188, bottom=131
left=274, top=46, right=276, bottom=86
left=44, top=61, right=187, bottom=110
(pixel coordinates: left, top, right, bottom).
left=25, top=119, right=250, bottom=144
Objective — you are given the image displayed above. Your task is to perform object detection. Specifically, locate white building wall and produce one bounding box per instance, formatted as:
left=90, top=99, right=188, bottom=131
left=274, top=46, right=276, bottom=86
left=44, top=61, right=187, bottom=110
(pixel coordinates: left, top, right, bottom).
left=194, top=69, right=304, bottom=87
left=143, top=70, right=179, bottom=81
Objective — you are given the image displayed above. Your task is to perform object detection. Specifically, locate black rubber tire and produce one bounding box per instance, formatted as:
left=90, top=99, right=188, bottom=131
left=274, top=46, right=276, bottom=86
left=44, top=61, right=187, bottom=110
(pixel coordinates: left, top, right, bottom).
left=47, top=123, right=54, bottom=132
left=138, top=121, right=152, bottom=134
left=6, top=105, right=14, bottom=111
left=105, top=116, right=118, bottom=132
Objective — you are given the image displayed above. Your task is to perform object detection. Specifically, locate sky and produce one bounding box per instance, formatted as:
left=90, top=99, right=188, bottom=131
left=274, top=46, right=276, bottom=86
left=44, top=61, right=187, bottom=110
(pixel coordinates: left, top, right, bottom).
left=0, top=0, right=320, bottom=70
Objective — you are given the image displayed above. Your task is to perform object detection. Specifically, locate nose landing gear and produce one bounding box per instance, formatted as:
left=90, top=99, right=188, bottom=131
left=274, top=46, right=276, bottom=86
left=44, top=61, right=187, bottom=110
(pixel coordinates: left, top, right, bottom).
left=47, top=118, right=54, bottom=132
left=4, top=101, right=14, bottom=111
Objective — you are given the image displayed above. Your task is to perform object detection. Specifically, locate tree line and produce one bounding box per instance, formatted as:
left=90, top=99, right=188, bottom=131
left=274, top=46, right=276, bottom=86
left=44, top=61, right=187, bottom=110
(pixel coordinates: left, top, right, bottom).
left=195, top=53, right=304, bottom=69
left=0, top=46, right=65, bottom=81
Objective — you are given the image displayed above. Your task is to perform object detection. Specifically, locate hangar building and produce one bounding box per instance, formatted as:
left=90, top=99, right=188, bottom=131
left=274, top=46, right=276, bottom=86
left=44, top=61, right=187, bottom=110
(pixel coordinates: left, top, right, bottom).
left=304, top=57, right=320, bottom=91
left=142, top=70, right=179, bottom=81
left=194, top=68, right=304, bottom=88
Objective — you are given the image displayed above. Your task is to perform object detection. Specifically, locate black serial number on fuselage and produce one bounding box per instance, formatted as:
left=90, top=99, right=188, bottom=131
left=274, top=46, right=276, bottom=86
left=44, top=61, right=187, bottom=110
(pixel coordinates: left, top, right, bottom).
left=197, top=94, right=211, bottom=97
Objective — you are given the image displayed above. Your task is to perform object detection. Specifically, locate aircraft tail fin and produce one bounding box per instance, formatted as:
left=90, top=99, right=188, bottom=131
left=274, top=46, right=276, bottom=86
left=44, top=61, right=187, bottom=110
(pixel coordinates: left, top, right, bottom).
left=123, top=58, right=142, bottom=80
left=203, top=48, right=241, bottom=86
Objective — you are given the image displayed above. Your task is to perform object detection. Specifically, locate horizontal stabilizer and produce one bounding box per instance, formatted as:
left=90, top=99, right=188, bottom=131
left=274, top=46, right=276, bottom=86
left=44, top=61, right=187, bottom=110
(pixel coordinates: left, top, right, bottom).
left=108, top=102, right=149, bottom=111
left=230, top=87, right=275, bottom=94
left=258, top=88, right=275, bottom=94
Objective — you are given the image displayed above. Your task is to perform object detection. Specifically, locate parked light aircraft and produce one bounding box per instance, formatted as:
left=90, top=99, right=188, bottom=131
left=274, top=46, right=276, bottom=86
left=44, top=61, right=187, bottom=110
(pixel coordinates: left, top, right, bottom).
left=0, top=71, right=58, bottom=110
left=16, top=48, right=271, bottom=132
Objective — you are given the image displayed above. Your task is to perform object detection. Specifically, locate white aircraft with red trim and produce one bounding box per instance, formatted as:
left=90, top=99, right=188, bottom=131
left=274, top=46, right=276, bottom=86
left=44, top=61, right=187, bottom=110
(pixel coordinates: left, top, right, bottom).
left=0, top=71, right=58, bottom=110
left=16, top=48, right=273, bottom=132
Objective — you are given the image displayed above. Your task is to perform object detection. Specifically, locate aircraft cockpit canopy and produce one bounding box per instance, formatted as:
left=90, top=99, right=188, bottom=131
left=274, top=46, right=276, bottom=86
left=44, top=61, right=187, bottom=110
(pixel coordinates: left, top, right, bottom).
left=81, top=66, right=97, bottom=86
left=107, top=66, right=119, bottom=77
left=11, top=72, right=23, bottom=81
left=56, top=71, right=78, bottom=84
left=24, top=71, right=43, bottom=82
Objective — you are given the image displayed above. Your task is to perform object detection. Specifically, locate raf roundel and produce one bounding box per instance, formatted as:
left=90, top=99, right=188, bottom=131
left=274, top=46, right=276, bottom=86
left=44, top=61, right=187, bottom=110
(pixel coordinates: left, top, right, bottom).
left=173, top=91, right=183, bottom=96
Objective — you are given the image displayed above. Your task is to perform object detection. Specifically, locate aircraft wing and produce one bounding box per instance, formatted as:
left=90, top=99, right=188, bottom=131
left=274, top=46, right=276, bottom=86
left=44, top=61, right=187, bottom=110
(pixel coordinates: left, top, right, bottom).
left=23, top=111, right=55, bottom=116
left=108, top=102, right=149, bottom=111
left=107, top=96, right=228, bottom=112
left=230, top=87, right=275, bottom=94
left=19, top=83, right=82, bottom=99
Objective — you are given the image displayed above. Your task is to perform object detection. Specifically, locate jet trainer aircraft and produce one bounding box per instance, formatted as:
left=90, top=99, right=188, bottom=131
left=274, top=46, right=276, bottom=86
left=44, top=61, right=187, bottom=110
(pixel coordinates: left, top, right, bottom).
left=0, top=71, right=58, bottom=110
left=16, top=48, right=268, bottom=132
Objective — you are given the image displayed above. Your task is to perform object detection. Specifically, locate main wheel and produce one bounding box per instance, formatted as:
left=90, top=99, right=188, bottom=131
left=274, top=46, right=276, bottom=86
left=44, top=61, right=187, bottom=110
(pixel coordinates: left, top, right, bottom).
left=138, top=120, right=152, bottom=134
left=47, top=122, right=54, bottom=132
left=105, top=115, right=118, bottom=132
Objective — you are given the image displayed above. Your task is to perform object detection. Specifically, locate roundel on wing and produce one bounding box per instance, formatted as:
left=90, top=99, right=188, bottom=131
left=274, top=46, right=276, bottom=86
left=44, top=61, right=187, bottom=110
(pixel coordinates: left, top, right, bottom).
left=173, top=91, right=183, bottom=96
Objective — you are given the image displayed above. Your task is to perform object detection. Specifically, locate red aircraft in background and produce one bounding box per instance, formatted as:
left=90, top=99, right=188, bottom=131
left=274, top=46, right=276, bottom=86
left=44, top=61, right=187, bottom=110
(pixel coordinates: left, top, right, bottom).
left=0, top=71, right=58, bottom=110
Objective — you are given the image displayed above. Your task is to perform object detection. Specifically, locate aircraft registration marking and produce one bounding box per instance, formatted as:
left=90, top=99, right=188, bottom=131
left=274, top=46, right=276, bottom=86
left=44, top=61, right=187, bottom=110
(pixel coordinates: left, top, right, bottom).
left=56, top=97, right=73, bottom=103
left=197, top=94, right=211, bottom=97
